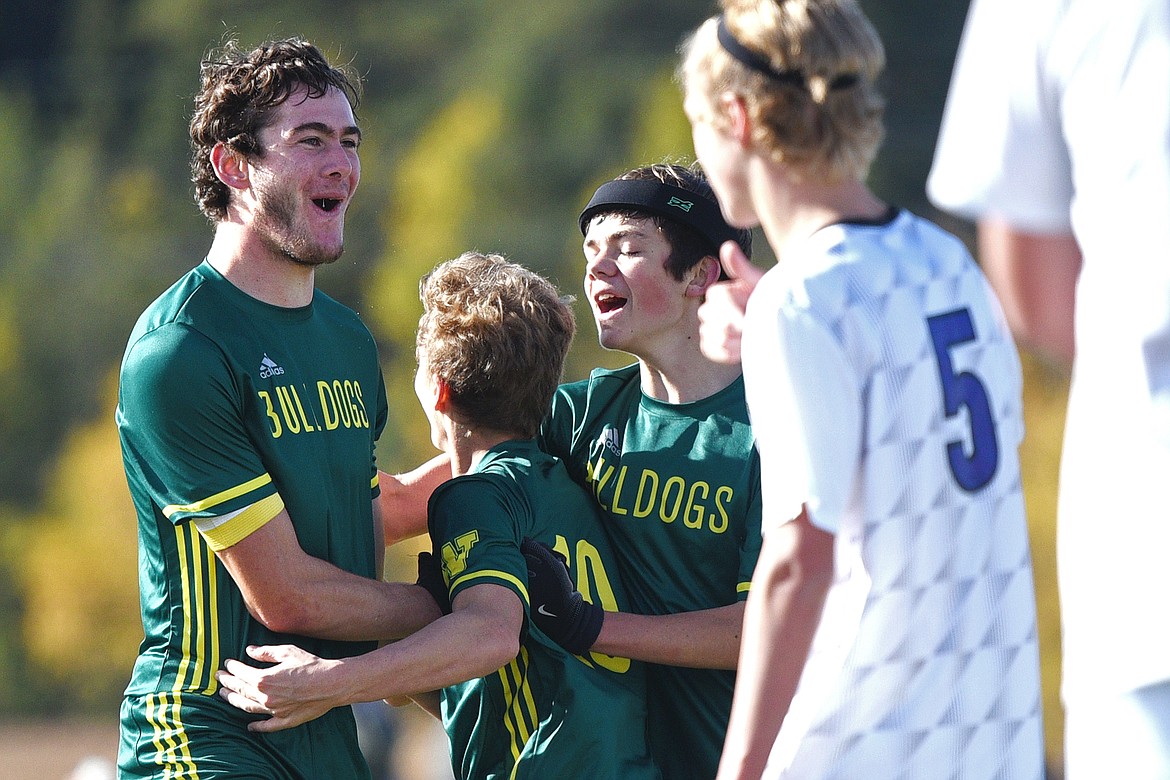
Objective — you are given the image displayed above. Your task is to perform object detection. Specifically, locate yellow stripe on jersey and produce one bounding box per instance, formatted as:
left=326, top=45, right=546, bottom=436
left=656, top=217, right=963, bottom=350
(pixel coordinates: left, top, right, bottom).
left=498, top=663, right=523, bottom=766
left=189, top=531, right=208, bottom=693
left=173, top=524, right=222, bottom=695
left=449, top=569, right=529, bottom=604
left=737, top=581, right=751, bottom=594
left=370, top=473, right=379, bottom=490
left=204, top=541, right=220, bottom=695
left=173, top=524, right=195, bottom=694
left=497, top=645, right=537, bottom=775
left=162, top=473, right=273, bottom=519
left=195, top=493, right=284, bottom=552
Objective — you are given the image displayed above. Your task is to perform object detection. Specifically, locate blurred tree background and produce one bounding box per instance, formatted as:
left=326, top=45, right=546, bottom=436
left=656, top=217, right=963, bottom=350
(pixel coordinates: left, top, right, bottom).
left=0, top=0, right=1069, bottom=774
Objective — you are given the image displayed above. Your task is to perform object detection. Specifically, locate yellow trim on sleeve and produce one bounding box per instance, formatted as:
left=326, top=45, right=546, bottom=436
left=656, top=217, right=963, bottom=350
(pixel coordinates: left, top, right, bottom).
left=737, top=581, right=751, bottom=594
left=197, top=493, right=285, bottom=551
left=163, top=473, right=273, bottom=519
left=450, top=569, right=529, bottom=604
left=370, top=473, right=379, bottom=490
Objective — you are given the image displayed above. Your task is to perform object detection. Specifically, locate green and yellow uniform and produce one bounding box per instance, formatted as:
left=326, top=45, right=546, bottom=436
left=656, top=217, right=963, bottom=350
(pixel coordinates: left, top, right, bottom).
left=431, top=439, right=660, bottom=780
left=539, top=364, right=763, bottom=780
left=116, top=261, right=387, bottom=779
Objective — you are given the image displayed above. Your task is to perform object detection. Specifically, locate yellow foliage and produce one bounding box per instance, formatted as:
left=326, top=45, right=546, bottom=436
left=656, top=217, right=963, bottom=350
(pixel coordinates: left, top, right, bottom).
left=369, top=90, right=507, bottom=346
left=368, top=90, right=508, bottom=469
left=19, top=371, right=140, bottom=707
left=106, top=167, right=167, bottom=227
left=628, top=65, right=696, bottom=166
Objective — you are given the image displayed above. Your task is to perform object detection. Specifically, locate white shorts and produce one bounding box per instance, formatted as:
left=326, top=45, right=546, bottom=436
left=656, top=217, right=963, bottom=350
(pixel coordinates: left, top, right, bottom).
left=1065, top=680, right=1170, bottom=780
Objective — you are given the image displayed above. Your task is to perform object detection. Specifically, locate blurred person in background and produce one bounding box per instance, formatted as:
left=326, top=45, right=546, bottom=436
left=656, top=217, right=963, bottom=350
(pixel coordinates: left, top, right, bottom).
left=929, top=0, right=1170, bottom=776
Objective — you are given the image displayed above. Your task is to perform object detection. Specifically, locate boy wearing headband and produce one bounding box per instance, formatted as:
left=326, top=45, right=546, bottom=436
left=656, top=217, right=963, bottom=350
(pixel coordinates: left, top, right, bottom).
left=531, top=162, right=763, bottom=780
left=678, top=2, right=1044, bottom=778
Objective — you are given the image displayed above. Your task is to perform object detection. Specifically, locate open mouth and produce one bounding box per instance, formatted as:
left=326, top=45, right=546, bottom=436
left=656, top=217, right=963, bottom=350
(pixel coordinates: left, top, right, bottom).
left=595, top=293, right=627, bottom=314
left=313, top=198, right=343, bottom=212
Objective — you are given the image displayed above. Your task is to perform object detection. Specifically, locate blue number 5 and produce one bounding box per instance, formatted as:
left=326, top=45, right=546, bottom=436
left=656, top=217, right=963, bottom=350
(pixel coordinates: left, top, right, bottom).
left=927, top=309, right=999, bottom=491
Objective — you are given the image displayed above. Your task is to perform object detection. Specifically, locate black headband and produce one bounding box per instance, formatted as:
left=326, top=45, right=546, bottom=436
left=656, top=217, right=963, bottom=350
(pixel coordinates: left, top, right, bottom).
left=578, top=179, right=742, bottom=253
left=716, top=15, right=859, bottom=92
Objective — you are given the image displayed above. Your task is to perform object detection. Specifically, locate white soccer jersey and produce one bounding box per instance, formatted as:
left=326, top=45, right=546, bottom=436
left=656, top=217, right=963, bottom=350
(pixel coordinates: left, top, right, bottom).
left=743, top=210, right=1044, bottom=778
left=928, top=0, right=1170, bottom=703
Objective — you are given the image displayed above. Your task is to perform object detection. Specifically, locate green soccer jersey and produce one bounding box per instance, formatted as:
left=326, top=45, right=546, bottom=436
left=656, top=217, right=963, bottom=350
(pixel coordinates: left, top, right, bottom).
left=538, top=363, right=763, bottom=780
left=116, top=261, right=388, bottom=779
left=430, top=439, right=660, bottom=780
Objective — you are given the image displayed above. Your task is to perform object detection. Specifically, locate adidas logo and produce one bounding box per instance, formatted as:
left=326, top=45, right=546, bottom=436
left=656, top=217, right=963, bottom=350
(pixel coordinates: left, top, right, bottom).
left=666, top=196, right=694, bottom=213
left=600, top=426, right=622, bottom=457
left=259, top=353, right=285, bottom=379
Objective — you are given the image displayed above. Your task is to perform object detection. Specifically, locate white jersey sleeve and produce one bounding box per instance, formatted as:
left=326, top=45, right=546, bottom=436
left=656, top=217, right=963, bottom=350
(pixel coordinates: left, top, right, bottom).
left=927, top=0, right=1073, bottom=231
left=743, top=281, right=861, bottom=535
left=929, top=0, right=1170, bottom=701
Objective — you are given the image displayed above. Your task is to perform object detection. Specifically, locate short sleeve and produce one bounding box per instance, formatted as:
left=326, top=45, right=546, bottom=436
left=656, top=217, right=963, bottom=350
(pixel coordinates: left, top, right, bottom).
left=118, top=322, right=279, bottom=525
left=427, top=475, right=531, bottom=608
left=539, top=383, right=582, bottom=463
left=744, top=290, right=862, bottom=536
left=927, top=0, right=1074, bottom=231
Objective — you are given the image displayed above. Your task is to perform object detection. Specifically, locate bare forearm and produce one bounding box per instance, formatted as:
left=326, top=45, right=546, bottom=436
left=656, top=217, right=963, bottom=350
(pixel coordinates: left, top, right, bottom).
left=379, top=455, right=451, bottom=545
left=315, top=589, right=520, bottom=704
left=592, top=603, right=744, bottom=669
left=977, top=217, right=1080, bottom=369
left=218, top=510, right=442, bottom=642
left=269, top=566, right=442, bottom=642
left=219, top=591, right=520, bottom=734
left=326, top=626, right=498, bottom=705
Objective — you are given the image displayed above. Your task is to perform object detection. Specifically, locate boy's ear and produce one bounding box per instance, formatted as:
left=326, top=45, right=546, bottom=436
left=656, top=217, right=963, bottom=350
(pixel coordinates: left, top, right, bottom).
left=685, top=255, right=724, bottom=298
left=720, top=91, right=752, bottom=146
left=433, top=378, right=452, bottom=412
left=210, top=142, right=250, bottom=190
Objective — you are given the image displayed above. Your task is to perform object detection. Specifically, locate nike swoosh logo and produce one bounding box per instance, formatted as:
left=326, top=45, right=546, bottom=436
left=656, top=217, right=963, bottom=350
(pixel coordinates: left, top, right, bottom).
left=537, top=605, right=558, bottom=618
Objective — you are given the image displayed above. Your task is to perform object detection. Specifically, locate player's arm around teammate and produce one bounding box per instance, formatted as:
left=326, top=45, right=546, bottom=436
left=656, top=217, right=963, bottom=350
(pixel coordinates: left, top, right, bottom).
left=214, top=505, right=441, bottom=641
left=377, top=454, right=450, bottom=546
left=217, top=583, right=521, bottom=731
left=523, top=534, right=751, bottom=669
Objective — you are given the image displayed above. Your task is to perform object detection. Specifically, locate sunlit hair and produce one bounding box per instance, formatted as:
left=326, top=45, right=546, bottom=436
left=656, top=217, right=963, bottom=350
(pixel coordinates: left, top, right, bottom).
left=678, top=0, right=885, bottom=183
left=594, top=162, right=754, bottom=281
left=416, top=252, right=577, bottom=438
left=189, top=37, right=362, bottom=223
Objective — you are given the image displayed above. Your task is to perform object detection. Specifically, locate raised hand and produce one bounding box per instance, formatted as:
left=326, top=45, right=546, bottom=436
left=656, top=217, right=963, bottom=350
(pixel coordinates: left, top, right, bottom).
left=699, top=240, right=764, bottom=364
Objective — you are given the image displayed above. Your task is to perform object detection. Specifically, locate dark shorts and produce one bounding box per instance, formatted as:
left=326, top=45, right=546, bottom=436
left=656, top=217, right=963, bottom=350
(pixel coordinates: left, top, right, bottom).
left=117, top=691, right=370, bottom=779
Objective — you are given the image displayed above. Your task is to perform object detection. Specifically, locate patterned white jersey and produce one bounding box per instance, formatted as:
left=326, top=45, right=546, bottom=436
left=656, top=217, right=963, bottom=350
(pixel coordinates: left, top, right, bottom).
left=743, top=209, right=1044, bottom=778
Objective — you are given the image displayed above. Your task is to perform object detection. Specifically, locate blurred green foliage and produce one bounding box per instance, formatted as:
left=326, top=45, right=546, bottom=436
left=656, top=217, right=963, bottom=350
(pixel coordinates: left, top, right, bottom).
left=0, top=0, right=1069, bottom=772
